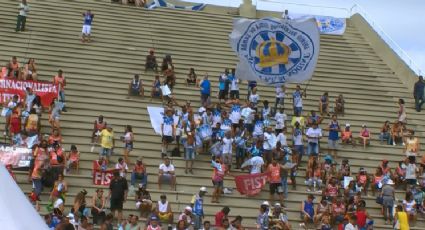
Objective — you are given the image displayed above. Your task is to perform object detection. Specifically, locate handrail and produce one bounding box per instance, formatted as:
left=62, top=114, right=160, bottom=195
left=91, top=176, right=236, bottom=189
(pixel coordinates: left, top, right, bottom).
left=254, top=0, right=422, bottom=75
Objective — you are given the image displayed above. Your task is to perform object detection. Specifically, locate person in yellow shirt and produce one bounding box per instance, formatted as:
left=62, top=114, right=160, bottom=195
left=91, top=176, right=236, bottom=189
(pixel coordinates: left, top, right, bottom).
left=394, top=205, right=410, bottom=230
left=99, top=125, right=115, bottom=162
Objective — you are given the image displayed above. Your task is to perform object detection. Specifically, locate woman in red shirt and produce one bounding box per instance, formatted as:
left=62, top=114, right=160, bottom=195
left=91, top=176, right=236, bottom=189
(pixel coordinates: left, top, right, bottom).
left=9, top=109, right=21, bottom=145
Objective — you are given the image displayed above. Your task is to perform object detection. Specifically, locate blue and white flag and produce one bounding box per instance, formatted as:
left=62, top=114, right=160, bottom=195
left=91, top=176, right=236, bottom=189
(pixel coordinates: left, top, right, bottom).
left=315, top=16, right=346, bottom=35
left=229, top=17, right=320, bottom=85
left=148, top=0, right=206, bottom=11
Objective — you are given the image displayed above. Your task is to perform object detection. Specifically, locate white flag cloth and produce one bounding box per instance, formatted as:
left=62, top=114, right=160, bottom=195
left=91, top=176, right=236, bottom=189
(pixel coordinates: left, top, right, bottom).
left=315, top=16, right=346, bottom=35
left=148, top=0, right=206, bottom=11
left=229, top=17, right=320, bottom=85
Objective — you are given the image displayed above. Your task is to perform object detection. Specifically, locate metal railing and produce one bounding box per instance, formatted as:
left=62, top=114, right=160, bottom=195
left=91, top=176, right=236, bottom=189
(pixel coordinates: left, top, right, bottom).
left=254, top=0, right=422, bottom=75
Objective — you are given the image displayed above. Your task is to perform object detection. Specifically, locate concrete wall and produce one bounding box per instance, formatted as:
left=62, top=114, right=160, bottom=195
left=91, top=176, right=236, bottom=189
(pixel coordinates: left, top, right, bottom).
left=350, top=13, right=418, bottom=90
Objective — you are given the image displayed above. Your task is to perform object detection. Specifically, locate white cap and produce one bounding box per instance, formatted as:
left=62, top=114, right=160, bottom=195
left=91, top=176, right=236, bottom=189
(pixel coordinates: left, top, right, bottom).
left=274, top=203, right=281, bottom=207
left=362, top=124, right=366, bottom=127
left=200, top=187, right=207, bottom=192
left=198, top=107, right=206, bottom=113
left=185, top=206, right=192, bottom=212
left=345, top=123, right=350, bottom=127
left=386, top=179, right=395, bottom=185
left=261, top=201, right=270, bottom=206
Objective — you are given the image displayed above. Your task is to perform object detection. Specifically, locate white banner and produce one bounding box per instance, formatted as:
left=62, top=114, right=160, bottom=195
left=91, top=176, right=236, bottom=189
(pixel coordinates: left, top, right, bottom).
left=148, top=0, right=206, bottom=11
left=229, top=17, right=320, bottom=85
left=315, top=16, right=346, bottom=35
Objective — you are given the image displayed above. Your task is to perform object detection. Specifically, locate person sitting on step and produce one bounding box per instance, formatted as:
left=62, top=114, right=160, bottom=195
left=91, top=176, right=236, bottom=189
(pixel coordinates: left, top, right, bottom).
left=128, top=74, right=144, bottom=98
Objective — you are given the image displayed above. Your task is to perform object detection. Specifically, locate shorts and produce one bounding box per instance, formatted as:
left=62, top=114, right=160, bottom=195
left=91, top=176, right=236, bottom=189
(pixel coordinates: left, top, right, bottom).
left=230, top=90, right=239, bottom=99
left=269, top=183, right=283, bottom=194
left=294, top=106, right=302, bottom=115
left=212, top=180, right=223, bottom=189
left=293, top=145, right=304, bottom=155
left=159, top=174, right=173, bottom=183
left=162, top=135, right=173, bottom=144
left=406, top=179, right=417, bottom=185
left=236, top=147, right=246, bottom=158
left=82, top=25, right=91, bottom=35
left=184, top=148, right=195, bottom=160
left=244, top=124, right=254, bottom=133
left=100, top=147, right=112, bottom=157
left=129, top=89, right=139, bottom=96
left=125, top=142, right=133, bottom=151
left=110, top=198, right=123, bottom=211
left=328, top=139, right=338, bottom=149
left=307, top=142, right=319, bottom=156
left=218, top=90, right=226, bottom=99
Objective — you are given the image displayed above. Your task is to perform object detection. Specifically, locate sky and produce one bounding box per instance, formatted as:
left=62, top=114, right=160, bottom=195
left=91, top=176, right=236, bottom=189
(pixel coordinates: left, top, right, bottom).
left=183, top=0, right=425, bottom=75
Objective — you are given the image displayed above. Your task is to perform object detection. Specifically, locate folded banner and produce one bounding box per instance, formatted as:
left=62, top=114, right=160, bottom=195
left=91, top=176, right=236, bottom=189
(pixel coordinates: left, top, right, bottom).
left=229, top=17, right=320, bottom=85
left=148, top=0, right=206, bottom=11
left=0, top=145, right=32, bottom=168
left=234, top=172, right=270, bottom=196
left=315, top=16, right=346, bottom=35
left=92, top=161, right=115, bottom=186
left=0, top=79, right=58, bottom=108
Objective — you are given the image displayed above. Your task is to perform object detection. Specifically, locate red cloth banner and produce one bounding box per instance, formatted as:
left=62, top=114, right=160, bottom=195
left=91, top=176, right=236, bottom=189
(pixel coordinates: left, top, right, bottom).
left=234, top=172, right=270, bottom=196
left=0, top=145, right=32, bottom=168
left=0, top=79, right=58, bottom=108
left=92, top=161, right=115, bottom=186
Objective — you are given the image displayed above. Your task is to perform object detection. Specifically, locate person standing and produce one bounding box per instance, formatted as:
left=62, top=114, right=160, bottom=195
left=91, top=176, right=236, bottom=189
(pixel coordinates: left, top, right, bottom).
left=16, top=0, right=29, bottom=32
left=53, top=69, right=67, bottom=112
left=327, top=115, right=340, bottom=159
left=81, top=10, right=94, bottom=42
left=191, top=187, right=208, bottom=230
left=99, top=125, right=115, bottom=163
left=414, top=76, right=425, bottom=112
left=381, top=180, right=395, bottom=225
left=292, top=85, right=303, bottom=115
left=108, top=171, right=128, bottom=223
left=199, top=74, right=211, bottom=106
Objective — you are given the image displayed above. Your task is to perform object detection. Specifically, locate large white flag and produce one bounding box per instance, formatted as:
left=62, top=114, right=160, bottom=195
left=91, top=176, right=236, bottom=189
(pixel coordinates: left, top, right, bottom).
left=229, top=17, right=320, bottom=85
left=315, top=16, right=346, bottom=35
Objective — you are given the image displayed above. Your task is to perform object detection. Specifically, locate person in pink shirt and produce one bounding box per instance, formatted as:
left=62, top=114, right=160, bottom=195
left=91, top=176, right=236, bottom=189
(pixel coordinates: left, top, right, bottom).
left=215, top=206, right=230, bottom=227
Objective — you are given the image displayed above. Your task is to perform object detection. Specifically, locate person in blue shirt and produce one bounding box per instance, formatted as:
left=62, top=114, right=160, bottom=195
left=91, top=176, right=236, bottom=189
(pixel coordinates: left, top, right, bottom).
left=191, top=187, right=208, bottom=230
left=328, top=115, right=341, bottom=158
left=199, top=74, right=211, bottom=106
left=81, top=10, right=94, bottom=42
left=414, top=75, right=425, bottom=112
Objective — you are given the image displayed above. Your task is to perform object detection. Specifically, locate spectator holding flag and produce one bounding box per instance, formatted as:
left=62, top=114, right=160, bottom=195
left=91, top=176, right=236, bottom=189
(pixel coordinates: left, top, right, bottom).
left=81, top=10, right=94, bottom=42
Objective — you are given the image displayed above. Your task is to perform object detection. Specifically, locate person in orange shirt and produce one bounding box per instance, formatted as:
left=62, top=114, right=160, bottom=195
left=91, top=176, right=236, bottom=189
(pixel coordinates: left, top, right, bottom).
left=341, top=124, right=355, bottom=147
left=52, top=69, right=67, bottom=112
left=267, top=158, right=284, bottom=206
left=48, top=128, right=63, bottom=146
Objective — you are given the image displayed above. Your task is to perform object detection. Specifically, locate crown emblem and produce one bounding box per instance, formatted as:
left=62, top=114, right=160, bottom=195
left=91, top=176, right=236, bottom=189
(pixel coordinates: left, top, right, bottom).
left=256, top=38, right=291, bottom=68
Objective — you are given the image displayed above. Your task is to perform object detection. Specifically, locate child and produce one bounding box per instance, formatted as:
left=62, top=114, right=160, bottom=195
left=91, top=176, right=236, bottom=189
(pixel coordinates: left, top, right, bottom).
left=66, top=145, right=80, bottom=174
left=221, top=132, right=234, bottom=170
left=341, top=124, right=355, bottom=147
left=81, top=10, right=94, bottom=42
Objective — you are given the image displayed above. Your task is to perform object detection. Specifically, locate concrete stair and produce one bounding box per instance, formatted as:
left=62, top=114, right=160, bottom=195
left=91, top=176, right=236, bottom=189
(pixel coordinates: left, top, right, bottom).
left=1, top=0, right=424, bottom=229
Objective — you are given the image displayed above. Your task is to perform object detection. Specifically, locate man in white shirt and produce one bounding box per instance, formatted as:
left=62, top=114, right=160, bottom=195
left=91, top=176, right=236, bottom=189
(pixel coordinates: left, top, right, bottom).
left=229, top=68, right=239, bottom=99
left=16, top=0, right=29, bottom=32
left=274, top=85, right=285, bottom=114
left=344, top=215, right=358, bottom=230
left=227, top=99, right=242, bottom=134
left=158, top=157, right=176, bottom=190
left=306, top=122, right=322, bottom=156
left=263, top=127, right=276, bottom=164
left=161, top=109, right=175, bottom=157
left=292, top=85, right=303, bottom=116
left=241, top=153, right=264, bottom=174
left=222, top=132, right=234, bottom=167
left=276, top=127, right=288, bottom=146
left=115, top=157, right=128, bottom=178
left=274, top=108, right=287, bottom=134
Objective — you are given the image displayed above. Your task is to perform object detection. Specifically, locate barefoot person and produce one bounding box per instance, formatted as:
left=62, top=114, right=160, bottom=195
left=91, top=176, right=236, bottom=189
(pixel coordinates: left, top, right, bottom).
left=81, top=10, right=94, bottom=42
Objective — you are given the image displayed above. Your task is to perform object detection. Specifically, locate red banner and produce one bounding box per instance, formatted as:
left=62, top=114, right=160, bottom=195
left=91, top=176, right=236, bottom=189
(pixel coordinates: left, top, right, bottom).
left=92, top=161, right=114, bottom=186
left=0, top=79, right=58, bottom=108
left=0, top=145, right=32, bottom=168
left=234, top=172, right=270, bottom=196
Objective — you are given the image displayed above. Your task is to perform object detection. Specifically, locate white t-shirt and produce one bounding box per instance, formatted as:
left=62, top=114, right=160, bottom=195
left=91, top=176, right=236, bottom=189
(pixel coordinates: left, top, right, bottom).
left=162, top=116, right=174, bottom=136
left=262, top=107, right=271, bottom=119
left=115, top=162, right=128, bottom=177
left=293, top=128, right=303, bottom=145
left=403, top=200, right=416, bottom=212
left=253, top=120, right=264, bottom=136
left=306, top=127, right=322, bottom=144
left=230, top=104, right=242, bottom=124
left=244, top=156, right=264, bottom=174
left=231, top=78, right=239, bottom=91
left=293, top=91, right=303, bottom=107
left=242, top=107, right=254, bottom=124
left=263, top=132, right=277, bottom=150
left=405, top=163, right=417, bottom=179
left=249, top=94, right=260, bottom=105
left=220, top=119, right=232, bottom=131
left=222, top=137, right=234, bottom=154
left=159, top=163, right=175, bottom=173
left=274, top=112, right=287, bottom=129
left=344, top=223, right=358, bottom=230
left=275, top=86, right=285, bottom=98
left=19, top=3, right=30, bottom=16
left=212, top=110, right=222, bottom=127
left=276, top=133, right=287, bottom=146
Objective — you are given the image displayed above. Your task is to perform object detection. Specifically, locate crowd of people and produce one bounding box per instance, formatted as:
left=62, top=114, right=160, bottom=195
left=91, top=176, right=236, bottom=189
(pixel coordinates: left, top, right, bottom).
left=6, top=0, right=425, bottom=229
